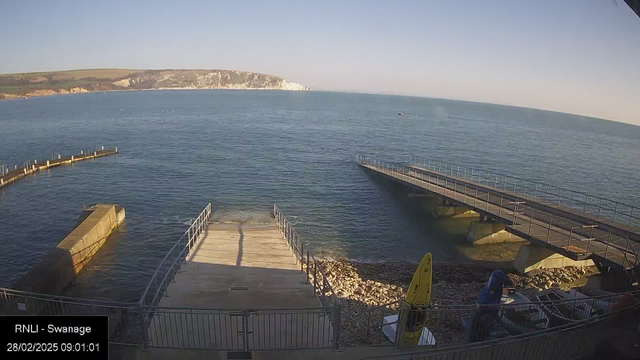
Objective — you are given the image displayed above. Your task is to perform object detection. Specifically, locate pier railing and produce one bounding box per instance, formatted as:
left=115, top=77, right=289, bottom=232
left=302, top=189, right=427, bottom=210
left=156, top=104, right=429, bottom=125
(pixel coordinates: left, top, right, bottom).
left=363, top=290, right=637, bottom=349
left=0, top=146, right=118, bottom=188
left=142, top=305, right=338, bottom=351
left=361, top=298, right=640, bottom=360
left=406, top=155, right=640, bottom=229
left=273, top=204, right=340, bottom=309
left=357, top=155, right=640, bottom=270
left=140, top=203, right=212, bottom=308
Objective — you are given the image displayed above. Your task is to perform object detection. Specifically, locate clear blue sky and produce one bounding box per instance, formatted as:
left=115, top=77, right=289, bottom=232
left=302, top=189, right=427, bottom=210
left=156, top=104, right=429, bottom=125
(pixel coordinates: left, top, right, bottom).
left=1, top=1, right=639, bottom=124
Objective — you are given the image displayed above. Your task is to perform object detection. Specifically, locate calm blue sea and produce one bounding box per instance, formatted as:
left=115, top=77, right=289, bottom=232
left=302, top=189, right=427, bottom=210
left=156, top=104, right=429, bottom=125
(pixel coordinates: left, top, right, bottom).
left=1, top=90, right=639, bottom=301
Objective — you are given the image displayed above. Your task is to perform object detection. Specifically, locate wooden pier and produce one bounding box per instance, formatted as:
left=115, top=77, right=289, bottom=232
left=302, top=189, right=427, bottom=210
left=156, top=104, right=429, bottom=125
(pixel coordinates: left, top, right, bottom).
left=0, top=147, right=118, bottom=188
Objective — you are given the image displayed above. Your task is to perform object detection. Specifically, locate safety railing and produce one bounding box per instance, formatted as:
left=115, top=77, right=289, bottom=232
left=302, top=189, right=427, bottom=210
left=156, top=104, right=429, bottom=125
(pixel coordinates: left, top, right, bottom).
left=140, top=203, right=212, bottom=308
left=406, top=155, right=640, bottom=229
left=1, top=287, right=145, bottom=346
left=361, top=297, right=640, bottom=360
left=273, top=204, right=341, bottom=348
left=357, top=155, right=640, bottom=269
left=273, top=204, right=340, bottom=309
left=144, top=305, right=339, bottom=351
left=363, top=290, right=636, bottom=349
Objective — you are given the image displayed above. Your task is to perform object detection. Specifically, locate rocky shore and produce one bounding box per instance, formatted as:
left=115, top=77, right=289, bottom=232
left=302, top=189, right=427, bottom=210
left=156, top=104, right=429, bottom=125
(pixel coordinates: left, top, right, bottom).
left=320, top=259, right=597, bottom=347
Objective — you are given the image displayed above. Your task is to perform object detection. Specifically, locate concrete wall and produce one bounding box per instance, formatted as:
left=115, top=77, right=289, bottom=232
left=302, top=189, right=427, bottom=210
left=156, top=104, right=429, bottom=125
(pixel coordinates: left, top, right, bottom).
left=514, top=245, right=595, bottom=274
left=11, top=204, right=125, bottom=294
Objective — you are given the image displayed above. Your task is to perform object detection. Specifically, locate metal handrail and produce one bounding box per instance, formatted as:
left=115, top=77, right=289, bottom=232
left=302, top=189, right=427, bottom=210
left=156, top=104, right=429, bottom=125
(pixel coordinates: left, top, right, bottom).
left=139, top=203, right=212, bottom=307
left=356, top=156, right=639, bottom=268
left=273, top=204, right=341, bottom=349
left=361, top=301, right=640, bottom=359
left=273, top=204, right=339, bottom=307
left=405, top=155, right=640, bottom=229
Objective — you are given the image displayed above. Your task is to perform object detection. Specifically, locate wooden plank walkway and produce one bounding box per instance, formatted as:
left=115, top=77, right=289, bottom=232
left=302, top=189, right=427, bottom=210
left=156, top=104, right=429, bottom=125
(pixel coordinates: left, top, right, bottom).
left=0, top=147, right=117, bottom=188
left=358, top=160, right=639, bottom=271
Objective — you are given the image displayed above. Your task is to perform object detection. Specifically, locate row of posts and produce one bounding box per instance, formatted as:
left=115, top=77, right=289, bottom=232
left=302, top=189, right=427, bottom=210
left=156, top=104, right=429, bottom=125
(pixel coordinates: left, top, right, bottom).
left=1, top=147, right=115, bottom=187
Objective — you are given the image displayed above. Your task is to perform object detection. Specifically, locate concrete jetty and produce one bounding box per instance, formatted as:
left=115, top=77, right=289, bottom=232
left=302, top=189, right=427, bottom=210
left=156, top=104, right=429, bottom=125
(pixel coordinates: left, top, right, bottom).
left=0, top=146, right=117, bottom=188
left=11, top=204, right=125, bottom=295
left=146, top=221, right=333, bottom=351
left=357, top=156, right=640, bottom=279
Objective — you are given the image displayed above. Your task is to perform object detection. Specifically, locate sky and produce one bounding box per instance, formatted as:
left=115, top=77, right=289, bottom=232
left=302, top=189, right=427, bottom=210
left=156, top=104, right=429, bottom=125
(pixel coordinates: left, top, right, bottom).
left=1, top=0, right=639, bottom=125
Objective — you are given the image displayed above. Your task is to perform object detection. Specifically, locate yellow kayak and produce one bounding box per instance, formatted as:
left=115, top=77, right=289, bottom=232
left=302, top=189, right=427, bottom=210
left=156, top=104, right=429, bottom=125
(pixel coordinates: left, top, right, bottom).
left=401, top=252, right=432, bottom=346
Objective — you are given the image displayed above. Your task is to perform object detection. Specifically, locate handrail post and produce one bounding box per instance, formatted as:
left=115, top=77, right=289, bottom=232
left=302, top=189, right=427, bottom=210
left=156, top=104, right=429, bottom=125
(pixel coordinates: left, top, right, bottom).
left=613, top=203, right=619, bottom=223
left=301, top=241, right=304, bottom=272
left=474, top=188, right=478, bottom=207
left=568, top=226, right=575, bottom=248
left=306, top=249, right=310, bottom=283
left=333, top=304, right=342, bottom=351
left=137, top=300, right=149, bottom=350
left=313, top=260, right=318, bottom=295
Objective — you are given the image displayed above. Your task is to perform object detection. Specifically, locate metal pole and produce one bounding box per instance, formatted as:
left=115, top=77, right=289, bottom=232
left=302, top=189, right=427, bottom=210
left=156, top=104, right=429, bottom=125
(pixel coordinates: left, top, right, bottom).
left=570, top=192, right=575, bottom=209
left=137, top=301, right=149, bottom=349
left=474, top=188, right=478, bottom=207
left=306, top=249, right=310, bottom=283
left=547, top=217, right=552, bottom=243
left=597, top=198, right=603, bottom=217
left=568, top=226, right=575, bottom=248
left=529, top=211, right=534, bottom=235
left=333, top=304, right=342, bottom=350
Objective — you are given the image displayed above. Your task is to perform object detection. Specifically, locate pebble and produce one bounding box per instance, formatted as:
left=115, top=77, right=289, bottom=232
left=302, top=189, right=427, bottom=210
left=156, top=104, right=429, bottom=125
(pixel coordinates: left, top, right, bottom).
left=319, top=259, right=596, bottom=348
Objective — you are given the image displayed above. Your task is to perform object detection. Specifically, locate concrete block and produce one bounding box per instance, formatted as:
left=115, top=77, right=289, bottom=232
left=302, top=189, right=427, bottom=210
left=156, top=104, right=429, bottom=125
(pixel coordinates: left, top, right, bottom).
left=11, top=204, right=125, bottom=295
left=466, top=221, right=527, bottom=245
left=514, top=245, right=595, bottom=274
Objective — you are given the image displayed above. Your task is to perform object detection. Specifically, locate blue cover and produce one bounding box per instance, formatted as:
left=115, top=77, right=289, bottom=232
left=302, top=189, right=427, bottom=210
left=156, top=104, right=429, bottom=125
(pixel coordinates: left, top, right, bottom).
left=477, top=270, right=505, bottom=305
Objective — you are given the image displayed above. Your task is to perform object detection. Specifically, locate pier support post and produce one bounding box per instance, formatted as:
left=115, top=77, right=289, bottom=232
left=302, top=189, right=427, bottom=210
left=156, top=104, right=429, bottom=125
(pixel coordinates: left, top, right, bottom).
left=421, top=196, right=478, bottom=219
left=71, top=155, right=74, bottom=162
left=466, top=220, right=527, bottom=245
left=1, top=179, right=3, bottom=186
left=514, top=245, right=595, bottom=274
left=46, top=160, right=50, bottom=167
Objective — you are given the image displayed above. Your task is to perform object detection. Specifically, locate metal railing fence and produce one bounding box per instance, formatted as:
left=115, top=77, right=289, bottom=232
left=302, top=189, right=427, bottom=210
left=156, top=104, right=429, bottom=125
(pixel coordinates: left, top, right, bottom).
left=140, top=203, right=212, bottom=308
left=406, top=155, right=640, bottom=229
left=357, top=155, right=640, bottom=270
left=0, top=287, right=145, bottom=346
left=361, top=299, right=640, bottom=360
left=273, top=204, right=340, bottom=309
left=364, top=290, right=636, bottom=348
left=143, top=305, right=339, bottom=351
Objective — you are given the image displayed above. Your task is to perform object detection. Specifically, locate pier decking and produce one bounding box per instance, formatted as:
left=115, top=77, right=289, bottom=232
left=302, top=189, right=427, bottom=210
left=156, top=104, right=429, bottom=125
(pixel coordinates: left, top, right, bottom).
left=0, top=147, right=118, bottom=188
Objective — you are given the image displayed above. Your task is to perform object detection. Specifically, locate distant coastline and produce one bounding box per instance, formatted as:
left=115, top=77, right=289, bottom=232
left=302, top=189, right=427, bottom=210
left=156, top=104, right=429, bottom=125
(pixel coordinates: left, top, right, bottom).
left=0, top=68, right=308, bottom=100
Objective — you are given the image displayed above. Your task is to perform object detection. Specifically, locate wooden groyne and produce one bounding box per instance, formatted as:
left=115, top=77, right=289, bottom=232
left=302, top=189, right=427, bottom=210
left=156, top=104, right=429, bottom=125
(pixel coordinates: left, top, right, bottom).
left=0, top=146, right=118, bottom=188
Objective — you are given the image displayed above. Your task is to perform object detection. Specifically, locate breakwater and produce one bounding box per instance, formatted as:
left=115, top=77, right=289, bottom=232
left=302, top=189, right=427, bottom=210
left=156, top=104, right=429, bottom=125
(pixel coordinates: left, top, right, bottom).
left=0, top=147, right=117, bottom=188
